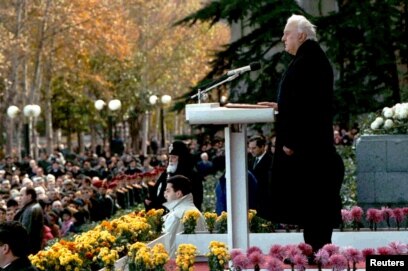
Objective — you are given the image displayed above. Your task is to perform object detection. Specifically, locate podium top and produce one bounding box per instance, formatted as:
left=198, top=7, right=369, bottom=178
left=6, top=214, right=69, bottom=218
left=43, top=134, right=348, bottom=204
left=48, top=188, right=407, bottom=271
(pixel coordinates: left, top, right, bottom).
left=185, top=103, right=275, bottom=125
left=224, top=103, right=271, bottom=109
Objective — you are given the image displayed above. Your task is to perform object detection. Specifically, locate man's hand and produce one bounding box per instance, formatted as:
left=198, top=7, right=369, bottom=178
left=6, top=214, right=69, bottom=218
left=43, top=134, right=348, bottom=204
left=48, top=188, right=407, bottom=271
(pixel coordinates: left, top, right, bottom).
left=283, top=146, right=294, bottom=156
left=257, top=101, right=278, bottom=110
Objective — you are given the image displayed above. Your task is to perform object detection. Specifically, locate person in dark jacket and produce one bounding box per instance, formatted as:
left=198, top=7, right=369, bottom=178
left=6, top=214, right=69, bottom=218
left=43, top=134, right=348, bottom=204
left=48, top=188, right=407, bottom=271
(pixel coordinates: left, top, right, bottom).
left=248, top=135, right=274, bottom=220
left=258, top=14, right=344, bottom=257
left=13, top=187, right=44, bottom=256
left=0, top=221, right=39, bottom=270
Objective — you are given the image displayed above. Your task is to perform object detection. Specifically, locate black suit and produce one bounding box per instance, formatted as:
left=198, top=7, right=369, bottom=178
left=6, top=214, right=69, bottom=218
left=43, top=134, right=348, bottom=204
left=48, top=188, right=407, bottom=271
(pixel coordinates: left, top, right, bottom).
left=249, top=152, right=273, bottom=220
left=269, top=40, right=344, bottom=252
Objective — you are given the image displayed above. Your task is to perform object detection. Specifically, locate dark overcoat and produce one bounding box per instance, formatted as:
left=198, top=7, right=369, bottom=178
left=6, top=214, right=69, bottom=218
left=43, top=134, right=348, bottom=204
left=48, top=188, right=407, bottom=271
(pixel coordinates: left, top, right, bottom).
left=269, top=40, right=344, bottom=226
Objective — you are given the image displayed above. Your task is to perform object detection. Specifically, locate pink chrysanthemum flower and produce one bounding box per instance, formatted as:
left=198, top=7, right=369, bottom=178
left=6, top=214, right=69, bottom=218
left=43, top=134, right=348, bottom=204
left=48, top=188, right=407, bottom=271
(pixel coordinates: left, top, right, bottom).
left=361, top=248, right=376, bottom=259
left=388, top=241, right=407, bottom=255
left=350, top=206, right=364, bottom=222
left=328, top=254, right=348, bottom=271
left=402, top=207, right=408, bottom=216
left=232, top=254, right=251, bottom=269
left=269, top=245, right=284, bottom=260
left=341, top=209, right=352, bottom=223
left=283, top=244, right=302, bottom=263
left=322, top=244, right=340, bottom=256
left=247, top=246, right=263, bottom=256
left=366, top=208, right=383, bottom=223
left=298, top=243, right=313, bottom=256
left=392, top=208, right=405, bottom=228
left=264, top=255, right=284, bottom=271
left=377, top=246, right=393, bottom=255
left=381, top=206, right=394, bottom=227
left=293, top=254, right=308, bottom=271
left=230, top=248, right=244, bottom=260
left=248, top=251, right=265, bottom=267
left=342, top=247, right=363, bottom=264
left=315, top=249, right=330, bottom=266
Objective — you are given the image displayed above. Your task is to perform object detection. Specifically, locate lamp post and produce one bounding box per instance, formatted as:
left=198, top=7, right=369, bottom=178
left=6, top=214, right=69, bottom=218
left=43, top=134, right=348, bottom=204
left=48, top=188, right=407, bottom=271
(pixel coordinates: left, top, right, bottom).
left=7, top=104, right=41, bottom=159
left=94, top=99, right=122, bottom=152
left=149, top=94, right=172, bottom=149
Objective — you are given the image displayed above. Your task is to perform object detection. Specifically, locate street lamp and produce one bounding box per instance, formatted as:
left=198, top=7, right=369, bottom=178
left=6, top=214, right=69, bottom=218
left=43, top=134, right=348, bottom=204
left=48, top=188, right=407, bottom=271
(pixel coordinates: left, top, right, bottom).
left=94, top=99, right=122, bottom=151
left=7, top=104, right=41, bottom=158
left=149, top=94, right=172, bottom=149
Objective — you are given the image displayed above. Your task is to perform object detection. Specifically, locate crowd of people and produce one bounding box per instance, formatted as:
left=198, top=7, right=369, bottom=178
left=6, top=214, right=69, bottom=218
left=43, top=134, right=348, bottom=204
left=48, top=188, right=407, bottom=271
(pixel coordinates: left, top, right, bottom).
left=0, top=14, right=362, bottom=267
left=0, top=123, right=357, bottom=256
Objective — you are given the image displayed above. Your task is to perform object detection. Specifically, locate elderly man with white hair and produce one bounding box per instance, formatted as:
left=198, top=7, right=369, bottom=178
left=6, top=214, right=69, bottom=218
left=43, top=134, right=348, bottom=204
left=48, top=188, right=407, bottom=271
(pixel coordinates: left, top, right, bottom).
left=258, top=14, right=345, bottom=261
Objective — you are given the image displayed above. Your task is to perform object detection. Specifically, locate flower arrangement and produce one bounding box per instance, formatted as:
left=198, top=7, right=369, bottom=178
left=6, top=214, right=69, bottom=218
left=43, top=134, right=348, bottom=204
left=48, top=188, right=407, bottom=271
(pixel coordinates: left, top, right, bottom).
left=29, top=213, right=153, bottom=271
left=204, top=212, right=218, bottom=233
left=181, top=209, right=201, bottom=234
left=341, top=206, right=408, bottom=231
left=367, top=102, right=408, bottom=134
left=96, top=247, right=119, bottom=271
left=144, top=208, right=165, bottom=235
left=127, top=242, right=169, bottom=271
left=175, top=243, right=197, bottom=271
left=29, top=240, right=83, bottom=271
left=248, top=209, right=275, bottom=233
left=215, top=211, right=228, bottom=233
left=207, top=241, right=230, bottom=271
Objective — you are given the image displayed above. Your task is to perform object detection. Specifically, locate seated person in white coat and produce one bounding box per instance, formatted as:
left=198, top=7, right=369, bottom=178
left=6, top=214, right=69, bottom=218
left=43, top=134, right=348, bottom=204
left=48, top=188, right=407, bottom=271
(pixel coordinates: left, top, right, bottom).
left=163, top=175, right=206, bottom=257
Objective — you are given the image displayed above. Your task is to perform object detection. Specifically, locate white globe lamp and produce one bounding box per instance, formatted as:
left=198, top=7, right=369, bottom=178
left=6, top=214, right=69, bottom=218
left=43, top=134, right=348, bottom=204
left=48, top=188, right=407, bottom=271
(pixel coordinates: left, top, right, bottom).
left=161, top=95, right=172, bottom=105
left=7, top=105, right=20, bottom=119
left=94, top=100, right=106, bottom=111
left=149, top=95, right=158, bottom=105
left=108, top=99, right=121, bottom=111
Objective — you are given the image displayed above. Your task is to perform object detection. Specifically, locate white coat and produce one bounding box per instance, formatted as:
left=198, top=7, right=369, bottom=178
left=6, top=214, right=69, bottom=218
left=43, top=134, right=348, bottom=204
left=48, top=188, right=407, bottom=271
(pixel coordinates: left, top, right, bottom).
left=163, top=193, right=207, bottom=257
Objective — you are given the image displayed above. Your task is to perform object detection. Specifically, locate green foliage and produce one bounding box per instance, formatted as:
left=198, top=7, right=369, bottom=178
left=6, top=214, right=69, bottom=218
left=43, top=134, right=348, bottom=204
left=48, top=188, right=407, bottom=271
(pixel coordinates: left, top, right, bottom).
left=202, top=173, right=220, bottom=212
left=249, top=215, right=275, bottom=233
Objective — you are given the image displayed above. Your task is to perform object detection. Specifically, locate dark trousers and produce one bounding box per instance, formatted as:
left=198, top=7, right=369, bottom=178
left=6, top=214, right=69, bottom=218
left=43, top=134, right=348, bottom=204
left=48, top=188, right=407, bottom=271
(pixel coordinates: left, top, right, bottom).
left=303, top=224, right=333, bottom=253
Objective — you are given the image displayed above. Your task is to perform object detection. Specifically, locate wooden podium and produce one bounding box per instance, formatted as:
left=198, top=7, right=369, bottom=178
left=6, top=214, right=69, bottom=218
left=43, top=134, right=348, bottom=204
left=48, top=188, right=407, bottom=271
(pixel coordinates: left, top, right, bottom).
left=186, top=103, right=275, bottom=251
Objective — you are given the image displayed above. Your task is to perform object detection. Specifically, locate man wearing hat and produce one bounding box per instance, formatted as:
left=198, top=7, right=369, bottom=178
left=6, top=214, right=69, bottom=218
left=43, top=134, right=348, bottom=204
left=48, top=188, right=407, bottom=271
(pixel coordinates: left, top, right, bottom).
left=145, top=140, right=204, bottom=211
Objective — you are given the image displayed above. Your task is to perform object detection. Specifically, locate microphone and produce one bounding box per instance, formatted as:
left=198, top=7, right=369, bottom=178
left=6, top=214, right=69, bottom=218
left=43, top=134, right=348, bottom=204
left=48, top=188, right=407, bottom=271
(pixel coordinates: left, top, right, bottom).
left=227, top=62, right=261, bottom=76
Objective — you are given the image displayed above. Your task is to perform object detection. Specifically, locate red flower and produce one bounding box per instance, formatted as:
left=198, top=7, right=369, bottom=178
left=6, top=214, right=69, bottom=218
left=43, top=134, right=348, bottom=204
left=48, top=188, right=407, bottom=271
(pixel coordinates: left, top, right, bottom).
left=366, top=208, right=383, bottom=223
left=361, top=248, right=376, bottom=259
left=350, top=206, right=363, bottom=222
left=377, top=246, right=393, bottom=255
left=392, top=208, right=405, bottom=223
left=298, top=243, right=313, bottom=256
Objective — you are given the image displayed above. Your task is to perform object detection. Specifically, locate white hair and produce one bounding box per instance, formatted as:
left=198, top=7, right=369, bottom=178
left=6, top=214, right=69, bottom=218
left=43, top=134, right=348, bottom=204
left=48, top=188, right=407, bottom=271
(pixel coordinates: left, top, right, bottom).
left=287, top=14, right=317, bottom=41
left=35, top=186, right=46, bottom=196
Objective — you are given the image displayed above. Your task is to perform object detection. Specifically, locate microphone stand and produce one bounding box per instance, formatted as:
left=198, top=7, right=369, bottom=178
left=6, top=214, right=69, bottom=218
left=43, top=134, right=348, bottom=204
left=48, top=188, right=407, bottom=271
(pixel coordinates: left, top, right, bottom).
left=190, top=73, right=239, bottom=103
